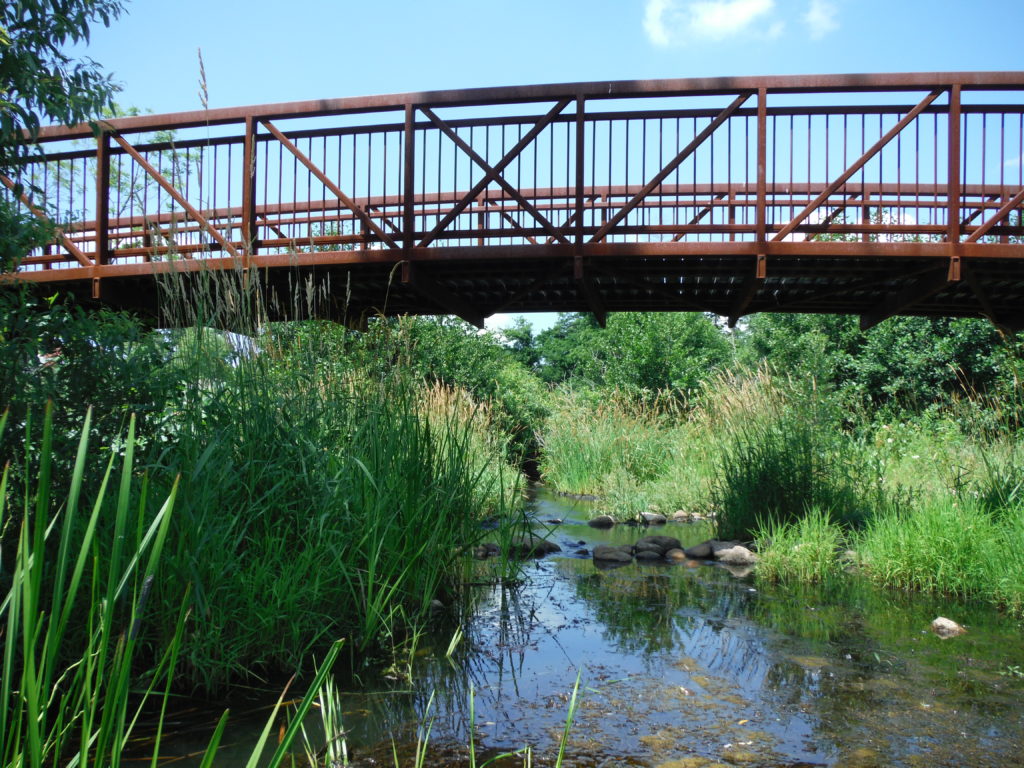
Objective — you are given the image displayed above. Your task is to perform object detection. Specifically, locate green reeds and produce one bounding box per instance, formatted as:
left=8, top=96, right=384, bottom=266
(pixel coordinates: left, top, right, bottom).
left=0, top=405, right=176, bottom=767
left=707, top=372, right=873, bottom=540
left=754, top=507, right=844, bottom=583
left=141, top=295, right=525, bottom=689
left=855, top=496, right=1024, bottom=611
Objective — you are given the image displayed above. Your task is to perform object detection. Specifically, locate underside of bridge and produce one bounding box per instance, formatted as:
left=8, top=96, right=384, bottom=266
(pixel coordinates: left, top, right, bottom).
left=23, top=242, right=1024, bottom=333
left=4, top=72, right=1024, bottom=332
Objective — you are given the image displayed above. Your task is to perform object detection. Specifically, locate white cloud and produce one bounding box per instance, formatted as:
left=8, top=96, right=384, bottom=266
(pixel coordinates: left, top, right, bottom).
left=803, top=0, right=839, bottom=39
left=643, top=0, right=777, bottom=46
left=643, top=0, right=675, bottom=46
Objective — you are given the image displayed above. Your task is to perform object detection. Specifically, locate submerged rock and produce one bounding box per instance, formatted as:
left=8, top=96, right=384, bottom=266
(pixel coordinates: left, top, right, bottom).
left=931, top=616, right=967, bottom=639
left=635, top=549, right=664, bottom=561
left=509, top=534, right=562, bottom=558
left=473, top=542, right=501, bottom=559
left=592, top=544, right=633, bottom=564
left=588, top=514, right=616, bottom=528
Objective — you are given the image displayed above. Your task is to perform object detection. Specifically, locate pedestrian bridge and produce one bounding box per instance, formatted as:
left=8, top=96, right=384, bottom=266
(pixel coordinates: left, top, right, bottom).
left=4, top=72, right=1024, bottom=331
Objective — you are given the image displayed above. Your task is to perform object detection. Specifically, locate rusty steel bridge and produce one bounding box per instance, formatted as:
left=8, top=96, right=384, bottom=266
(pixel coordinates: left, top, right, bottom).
left=3, top=72, right=1024, bottom=330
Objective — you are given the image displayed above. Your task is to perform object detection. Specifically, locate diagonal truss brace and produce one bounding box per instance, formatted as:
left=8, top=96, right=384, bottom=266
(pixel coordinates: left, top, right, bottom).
left=964, top=187, right=1024, bottom=242
left=803, top=193, right=862, bottom=241
left=111, top=134, right=243, bottom=260
left=773, top=89, right=942, bottom=242
left=421, top=106, right=569, bottom=244
left=0, top=174, right=93, bottom=266
left=671, top=193, right=727, bottom=242
left=419, top=98, right=573, bottom=247
left=262, top=120, right=398, bottom=249
left=590, top=91, right=753, bottom=243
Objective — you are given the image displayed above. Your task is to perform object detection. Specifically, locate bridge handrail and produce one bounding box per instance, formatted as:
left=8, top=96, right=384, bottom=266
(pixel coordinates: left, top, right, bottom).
left=28, top=71, right=1024, bottom=142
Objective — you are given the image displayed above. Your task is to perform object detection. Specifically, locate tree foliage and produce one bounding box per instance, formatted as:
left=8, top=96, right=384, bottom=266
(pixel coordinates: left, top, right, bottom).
left=0, top=0, right=124, bottom=158
left=739, top=312, right=1011, bottom=406
left=534, top=311, right=731, bottom=395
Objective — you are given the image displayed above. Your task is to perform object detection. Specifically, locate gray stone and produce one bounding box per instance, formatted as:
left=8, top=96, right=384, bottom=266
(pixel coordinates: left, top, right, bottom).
left=640, top=511, right=667, bottom=525
left=588, top=514, right=616, bottom=528
left=670, top=510, right=692, bottom=522
left=684, top=540, right=714, bottom=559
left=712, top=542, right=758, bottom=566
left=473, top=542, right=500, bottom=559
left=636, top=535, right=682, bottom=553
left=508, top=534, right=561, bottom=558
left=592, top=544, right=633, bottom=563
left=931, top=616, right=967, bottom=638
left=634, top=549, right=664, bottom=561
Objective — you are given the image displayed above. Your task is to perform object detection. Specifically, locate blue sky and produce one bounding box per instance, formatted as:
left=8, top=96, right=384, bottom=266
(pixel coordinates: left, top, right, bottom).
left=74, top=0, right=1023, bottom=333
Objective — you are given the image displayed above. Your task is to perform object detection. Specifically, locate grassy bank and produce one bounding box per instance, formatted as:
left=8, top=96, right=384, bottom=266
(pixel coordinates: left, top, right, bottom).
left=1, top=281, right=528, bottom=698
left=538, top=367, right=1024, bottom=617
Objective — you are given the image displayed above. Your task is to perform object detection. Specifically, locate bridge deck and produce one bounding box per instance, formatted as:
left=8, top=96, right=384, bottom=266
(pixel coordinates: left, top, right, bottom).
left=4, top=72, right=1024, bottom=330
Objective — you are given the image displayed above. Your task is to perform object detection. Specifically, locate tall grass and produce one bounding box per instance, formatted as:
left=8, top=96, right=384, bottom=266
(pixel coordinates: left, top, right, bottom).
left=856, top=496, right=1024, bottom=614
left=134, top=267, right=526, bottom=691
left=705, top=371, right=877, bottom=540
left=539, top=390, right=712, bottom=517
left=755, top=507, right=844, bottom=583
left=0, top=405, right=177, bottom=767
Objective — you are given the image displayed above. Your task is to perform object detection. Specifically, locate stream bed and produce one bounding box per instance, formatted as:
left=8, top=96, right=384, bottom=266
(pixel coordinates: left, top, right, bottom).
left=144, top=486, right=1024, bottom=767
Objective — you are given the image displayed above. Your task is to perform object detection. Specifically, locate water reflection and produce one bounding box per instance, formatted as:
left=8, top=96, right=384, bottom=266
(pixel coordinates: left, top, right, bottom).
left=144, top=486, right=1024, bottom=767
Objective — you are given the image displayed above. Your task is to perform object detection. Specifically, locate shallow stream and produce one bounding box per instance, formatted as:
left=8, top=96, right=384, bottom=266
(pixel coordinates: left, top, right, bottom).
left=141, top=486, right=1024, bottom=767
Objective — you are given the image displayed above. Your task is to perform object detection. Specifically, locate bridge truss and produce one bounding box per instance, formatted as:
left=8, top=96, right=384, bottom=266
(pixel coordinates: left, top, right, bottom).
left=3, top=72, right=1024, bottom=330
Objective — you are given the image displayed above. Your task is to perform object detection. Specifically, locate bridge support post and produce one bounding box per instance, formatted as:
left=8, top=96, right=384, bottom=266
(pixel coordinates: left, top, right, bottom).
left=93, top=130, right=110, bottom=299
left=241, top=116, right=258, bottom=267
left=574, top=252, right=606, bottom=328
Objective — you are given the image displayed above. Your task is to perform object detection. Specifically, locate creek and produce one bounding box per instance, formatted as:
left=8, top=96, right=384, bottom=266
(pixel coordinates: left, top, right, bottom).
left=137, top=486, right=1024, bottom=767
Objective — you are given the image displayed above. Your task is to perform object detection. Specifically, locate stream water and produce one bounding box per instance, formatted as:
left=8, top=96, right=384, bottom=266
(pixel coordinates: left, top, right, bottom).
left=138, top=486, right=1024, bottom=767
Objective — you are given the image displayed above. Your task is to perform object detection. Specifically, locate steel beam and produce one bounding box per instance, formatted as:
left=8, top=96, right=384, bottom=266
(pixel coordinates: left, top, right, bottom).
left=401, top=261, right=484, bottom=328
left=859, top=270, right=952, bottom=331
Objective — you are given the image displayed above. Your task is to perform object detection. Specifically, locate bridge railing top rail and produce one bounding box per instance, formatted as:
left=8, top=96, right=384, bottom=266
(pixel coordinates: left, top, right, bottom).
left=28, top=71, right=1024, bottom=143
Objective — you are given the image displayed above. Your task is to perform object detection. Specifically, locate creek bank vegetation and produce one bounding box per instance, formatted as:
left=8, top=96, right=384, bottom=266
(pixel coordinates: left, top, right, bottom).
left=518, top=312, right=1024, bottom=619
left=2, top=5, right=1022, bottom=762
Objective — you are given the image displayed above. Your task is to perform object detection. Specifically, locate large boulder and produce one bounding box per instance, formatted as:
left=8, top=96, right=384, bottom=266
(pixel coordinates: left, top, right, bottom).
left=684, top=540, right=714, bottom=559
left=640, top=511, right=667, bottom=525
left=634, top=549, right=664, bottom=561
left=664, top=548, right=688, bottom=563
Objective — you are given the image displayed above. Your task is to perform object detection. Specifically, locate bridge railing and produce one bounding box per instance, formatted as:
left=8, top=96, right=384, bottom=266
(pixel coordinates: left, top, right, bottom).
left=3, top=73, right=1023, bottom=292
